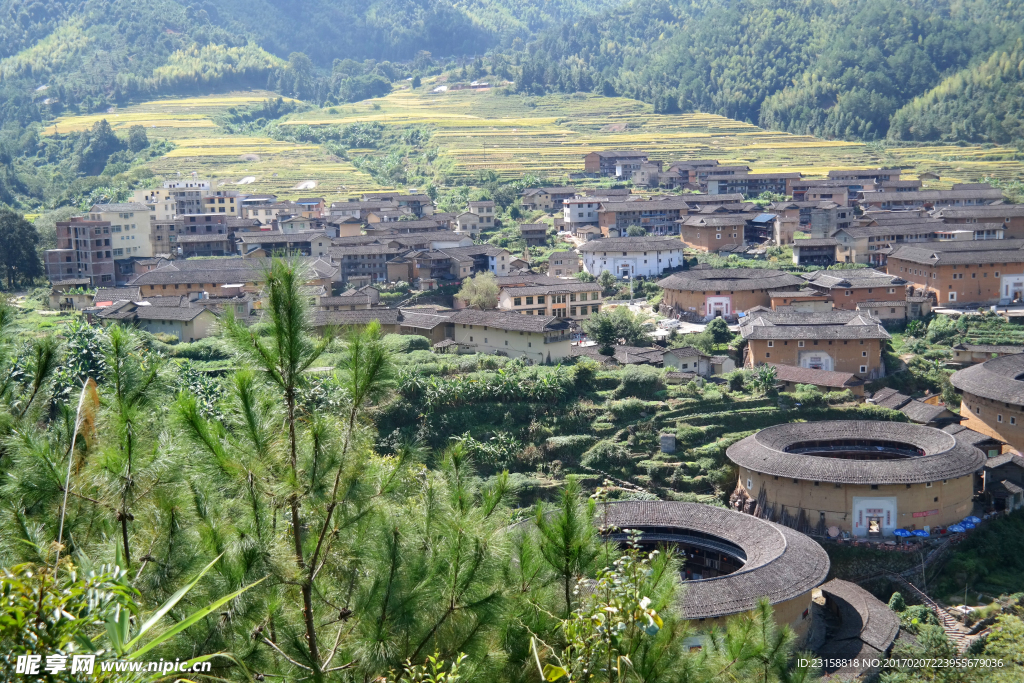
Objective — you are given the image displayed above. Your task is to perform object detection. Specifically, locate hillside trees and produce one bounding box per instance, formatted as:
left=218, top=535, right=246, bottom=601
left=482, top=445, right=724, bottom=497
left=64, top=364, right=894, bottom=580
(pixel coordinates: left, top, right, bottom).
left=0, top=209, right=42, bottom=289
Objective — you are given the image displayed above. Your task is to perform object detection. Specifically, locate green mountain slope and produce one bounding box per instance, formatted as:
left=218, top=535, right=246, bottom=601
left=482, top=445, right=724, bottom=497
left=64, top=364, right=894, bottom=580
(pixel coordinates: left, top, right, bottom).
left=511, top=0, right=1024, bottom=142
left=887, top=38, right=1024, bottom=146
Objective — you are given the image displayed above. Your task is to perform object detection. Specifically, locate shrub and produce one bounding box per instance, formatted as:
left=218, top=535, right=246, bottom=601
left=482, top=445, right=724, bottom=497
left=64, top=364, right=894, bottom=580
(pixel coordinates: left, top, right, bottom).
left=580, top=440, right=631, bottom=469
left=161, top=337, right=232, bottom=361
left=572, top=357, right=599, bottom=391
left=608, top=398, right=647, bottom=421
left=613, top=365, right=664, bottom=399
left=383, top=333, right=430, bottom=353
left=545, top=435, right=598, bottom=462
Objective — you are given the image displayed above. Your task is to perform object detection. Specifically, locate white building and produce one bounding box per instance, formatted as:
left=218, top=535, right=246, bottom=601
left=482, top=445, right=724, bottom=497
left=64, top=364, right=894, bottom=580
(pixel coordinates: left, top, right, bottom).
left=87, top=203, right=156, bottom=258
left=578, top=236, right=684, bottom=279
left=562, top=197, right=600, bottom=231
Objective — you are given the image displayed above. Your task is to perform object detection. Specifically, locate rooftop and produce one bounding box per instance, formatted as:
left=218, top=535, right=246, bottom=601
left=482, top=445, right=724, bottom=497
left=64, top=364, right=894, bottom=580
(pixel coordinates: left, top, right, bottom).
left=450, top=308, right=571, bottom=333
left=951, top=353, right=1024, bottom=405
left=658, top=268, right=805, bottom=292
left=601, top=501, right=829, bottom=619
left=766, top=363, right=862, bottom=388
left=727, top=421, right=986, bottom=484
left=577, top=236, right=682, bottom=253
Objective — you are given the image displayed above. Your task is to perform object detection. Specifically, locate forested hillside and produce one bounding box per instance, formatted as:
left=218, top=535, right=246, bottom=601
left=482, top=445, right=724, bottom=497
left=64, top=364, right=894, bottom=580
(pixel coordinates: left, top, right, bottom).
left=512, top=0, right=1024, bottom=142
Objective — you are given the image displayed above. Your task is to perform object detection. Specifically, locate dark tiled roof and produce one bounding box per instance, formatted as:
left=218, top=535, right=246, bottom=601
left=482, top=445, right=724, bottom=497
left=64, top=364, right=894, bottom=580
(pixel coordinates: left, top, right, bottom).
left=450, top=309, right=570, bottom=333
left=93, top=287, right=141, bottom=303
left=397, top=309, right=456, bottom=330
left=659, top=268, right=805, bottom=292
left=577, top=236, right=682, bottom=253
left=767, top=363, right=861, bottom=388
left=602, top=501, right=829, bottom=619
left=817, top=578, right=900, bottom=662
left=802, top=268, right=905, bottom=289
left=176, top=233, right=233, bottom=243
left=953, top=343, right=1024, bottom=354
left=888, top=243, right=1024, bottom=266
left=900, top=400, right=951, bottom=424
left=51, top=278, right=92, bottom=286
left=589, top=149, right=647, bottom=158
left=951, top=354, right=1024, bottom=404
left=739, top=310, right=890, bottom=341
left=792, top=238, right=838, bottom=247
left=942, top=424, right=1003, bottom=446
left=134, top=305, right=216, bottom=322
left=933, top=205, right=1024, bottom=218
left=726, top=421, right=986, bottom=484
left=870, top=387, right=912, bottom=410
left=860, top=189, right=1004, bottom=202
left=984, top=453, right=1024, bottom=469
left=130, top=257, right=336, bottom=285
left=311, top=309, right=402, bottom=327
left=238, top=230, right=328, bottom=243
left=501, top=283, right=600, bottom=296
left=990, top=479, right=1024, bottom=497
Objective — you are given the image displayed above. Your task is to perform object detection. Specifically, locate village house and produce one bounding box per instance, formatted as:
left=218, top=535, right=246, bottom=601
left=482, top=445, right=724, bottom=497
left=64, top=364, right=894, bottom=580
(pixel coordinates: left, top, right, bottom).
left=662, top=346, right=712, bottom=376
left=583, top=150, right=649, bottom=177
left=450, top=309, right=572, bottom=362
left=578, top=236, right=684, bottom=278
left=951, top=343, right=1024, bottom=365
left=769, top=289, right=833, bottom=313
left=706, top=172, right=801, bottom=197
left=520, top=187, right=578, bottom=212
left=86, top=202, right=156, bottom=258
left=128, top=256, right=337, bottom=298
left=360, top=192, right=434, bottom=217
left=495, top=276, right=602, bottom=320
left=856, top=187, right=1004, bottom=211
left=792, top=239, right=838, bottom=267
left=801, top=269, right=910, bottom=311
left=827, top=168, right=902, bottom=186
left=766, top=363, right=866, bottom=396
left=933, top=205, right=1024, bottom=240
left=790, top=180, right=852, bottom=206
left=95, top=299, right=221, bottom=342
left=679, top=215, right=748, bottom=251
left=328, top=244, right=406, bottom=285
left=201, top=190, right=244, bottom=216
left=518, top=223, right=549, bottom=246
left=547, top=251, right=580, bottom=276
left=886, top=239, right=1024, bottom=306
left=740, top=309, right=889, bottom=379
left=238, top=230, right=331, bottom=258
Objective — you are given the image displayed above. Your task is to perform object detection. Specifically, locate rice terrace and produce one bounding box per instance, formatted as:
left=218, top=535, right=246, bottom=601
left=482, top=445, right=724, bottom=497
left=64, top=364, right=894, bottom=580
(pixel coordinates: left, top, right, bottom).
left=45, top=83, right=1024, bottom=199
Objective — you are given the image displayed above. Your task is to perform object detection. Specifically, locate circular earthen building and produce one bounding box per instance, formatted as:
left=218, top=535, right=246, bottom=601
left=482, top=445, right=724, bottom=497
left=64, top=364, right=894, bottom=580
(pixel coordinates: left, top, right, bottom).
left=603, top=501, right=830, bottom=641
left=950, top=353, right=1024, bottom=454
left=727, top=421, right=985, bottom=537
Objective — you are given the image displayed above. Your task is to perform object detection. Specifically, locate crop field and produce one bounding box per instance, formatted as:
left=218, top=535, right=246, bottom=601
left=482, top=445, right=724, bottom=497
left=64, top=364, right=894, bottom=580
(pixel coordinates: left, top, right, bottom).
left=45, top=92, right=382, bottom=197
left=45, top=84, right=1024, bottom=199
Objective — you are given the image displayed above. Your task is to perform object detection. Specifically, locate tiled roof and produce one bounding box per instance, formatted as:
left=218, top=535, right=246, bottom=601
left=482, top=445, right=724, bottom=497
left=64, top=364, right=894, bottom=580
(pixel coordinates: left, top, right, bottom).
left=953, top=343, right=1024, bottom=354
left=802, top=268, right=905, bottom=289
left=859, top=189, right=1004, bottom=202
left=767, top=363, right=861, bottom=388
left=942, top=424, right=1002, bottom=446
left=577, top=236, right=682, bottom=253
left=501, top=283, right=600, bottom=296
left=129, top=257, right=336, bottom=285
left=134, top=305, right=216, bottom=322
left=933, top=205, right=1024, bottom=218
left=310, top=309, right=402, bottom=327
left=602, top=501, right=829, bottom=619
left=951, top=353, right=1024, bottom=404
left=658, top=268, right=805, bottom=292
left=900, top=399, right=951, bottom=424
left=612, top=345, right=664, bottom=365
left=238, top=230, right=328, bottom=244
left=681, top=215, right=748, bottom=226
left=792, top=238, right=838, bottom=247
left=768, top=289, right=829, bottom=298
left=450, top=309, right=570, bottom=333
left=817, top=578, right=901, bottom=667
left=665, top=346, right=707, bottom=359
left=93, top=287, right=141, bottom=303
left=176, top=233, right=233, bottom=243
left=589, top=149, right=647, bottom=158
left=727, top=421, right=986, bottom=484
left=889, top=243, right=1024, bottom=266
left=990, top=479, right=1024, bottom=497
left=740, top=310, right=890, bottom=341
left=397, top=308, right=456, bottom=330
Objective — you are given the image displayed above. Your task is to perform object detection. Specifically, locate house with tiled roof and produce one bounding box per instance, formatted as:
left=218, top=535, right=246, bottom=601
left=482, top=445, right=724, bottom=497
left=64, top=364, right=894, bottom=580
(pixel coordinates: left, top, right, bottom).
left=496, top=276, right=602, bottom=320
left=450, top=309, right=572, bottom=362
left=740, top=309, right=889, bottom=379
left=578, top=236, right=683, bottom=278
left=887, top=239, right=1024, bottom=306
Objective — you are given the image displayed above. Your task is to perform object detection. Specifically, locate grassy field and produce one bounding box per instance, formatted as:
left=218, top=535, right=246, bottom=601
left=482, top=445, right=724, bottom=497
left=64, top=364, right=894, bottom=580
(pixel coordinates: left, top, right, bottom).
left=44, top=83, right=1024, bottom=200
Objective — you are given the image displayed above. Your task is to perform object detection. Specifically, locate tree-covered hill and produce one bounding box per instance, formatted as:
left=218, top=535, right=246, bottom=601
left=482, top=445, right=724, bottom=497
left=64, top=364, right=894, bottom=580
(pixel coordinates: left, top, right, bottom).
left=511, top=0, right=1024, bottom=143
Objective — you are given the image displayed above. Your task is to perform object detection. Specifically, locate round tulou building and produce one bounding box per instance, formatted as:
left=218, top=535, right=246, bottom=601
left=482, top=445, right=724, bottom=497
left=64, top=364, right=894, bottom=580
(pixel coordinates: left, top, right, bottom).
left=657, top=268, right=805, bottom=319
left=602, top=501, right=830, bottom=642
left=727, top=421, right=985, bottom=537
left=950, top=353, right=1024, bottom=454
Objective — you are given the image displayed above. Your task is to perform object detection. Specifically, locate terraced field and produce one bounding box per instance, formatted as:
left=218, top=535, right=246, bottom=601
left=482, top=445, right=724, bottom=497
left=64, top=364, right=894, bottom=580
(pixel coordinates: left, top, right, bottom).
left=46, top=92, right=382, bottom=198
left=45, top=84, right=1024, bottom=199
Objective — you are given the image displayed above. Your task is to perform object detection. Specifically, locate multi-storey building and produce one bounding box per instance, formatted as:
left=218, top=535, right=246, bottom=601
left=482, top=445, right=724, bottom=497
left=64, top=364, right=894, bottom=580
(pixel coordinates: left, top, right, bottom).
left=887, top=239, right=1024, bottom=306
left=45, top=218, right=115, bottom=285
left=578, top=236, right=684, bottom=278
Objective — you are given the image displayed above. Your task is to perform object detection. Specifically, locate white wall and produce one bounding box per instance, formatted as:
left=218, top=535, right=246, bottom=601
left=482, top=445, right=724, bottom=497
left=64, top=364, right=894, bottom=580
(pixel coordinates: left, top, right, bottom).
left=581, top=249, right=683, bottom=278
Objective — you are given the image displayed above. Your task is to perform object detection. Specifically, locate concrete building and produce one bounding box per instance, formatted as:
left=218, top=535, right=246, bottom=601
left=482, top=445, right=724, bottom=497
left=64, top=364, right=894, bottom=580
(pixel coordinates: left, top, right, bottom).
left=951, top=354, right=1024, bottom=455
left=658, top=268, right=804, bottom=319
left=450, top=309, right=572, bottom=362
left=578, top=236, right=683, bottom=278
left=728, top=421, right=985, bottom=537
left=45, top=218, right=115, bottom=285
left=706, top=172, right=801, bottom=197
left=496, top=277, right=602, bottom=320
left=792, top=239, right=837, bottom=267
left=86, top=202, right=156, bottom=258
left=740, top=309, right=889, bottom=379
left=520, top=187, right=578, bottom=212
left=583, top=150, right=648, bottom=177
